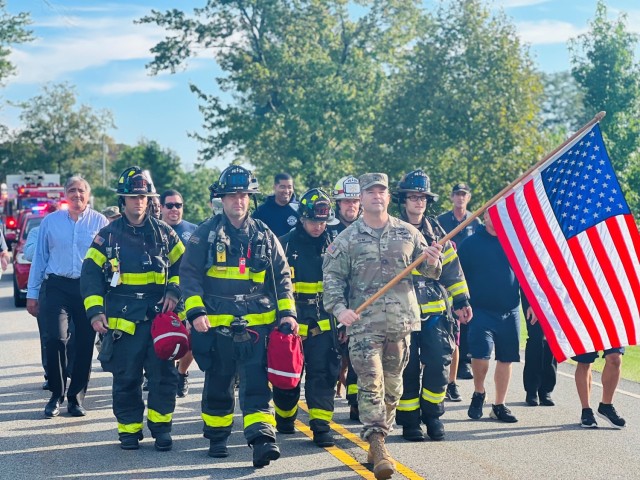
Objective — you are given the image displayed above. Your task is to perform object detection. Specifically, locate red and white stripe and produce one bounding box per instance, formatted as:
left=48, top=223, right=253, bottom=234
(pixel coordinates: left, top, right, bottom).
left=489, top=178, right=640, bottom=362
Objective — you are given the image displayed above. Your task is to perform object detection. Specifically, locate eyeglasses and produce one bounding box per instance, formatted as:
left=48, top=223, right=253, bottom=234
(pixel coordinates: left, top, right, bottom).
left=163, top=202, right=183, bottom=209
left=407, top=195, right=427, bottom=203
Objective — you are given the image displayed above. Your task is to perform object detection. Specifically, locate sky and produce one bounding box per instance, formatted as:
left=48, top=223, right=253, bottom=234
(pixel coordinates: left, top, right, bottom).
left=2, top=0, right=640, bottom=172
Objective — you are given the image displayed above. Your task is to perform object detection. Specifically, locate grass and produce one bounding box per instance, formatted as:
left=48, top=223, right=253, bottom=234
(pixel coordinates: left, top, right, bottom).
left=519, top=316, right=640, bottom=383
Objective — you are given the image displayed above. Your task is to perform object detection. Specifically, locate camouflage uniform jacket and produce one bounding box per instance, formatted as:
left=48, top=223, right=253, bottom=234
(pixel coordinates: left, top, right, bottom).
left=322, top=215, right=442, bottom=336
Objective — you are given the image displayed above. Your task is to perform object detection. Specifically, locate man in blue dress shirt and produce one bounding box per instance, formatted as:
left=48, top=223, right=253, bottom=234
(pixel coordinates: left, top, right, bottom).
left=27, top=176, right=108, bottom=418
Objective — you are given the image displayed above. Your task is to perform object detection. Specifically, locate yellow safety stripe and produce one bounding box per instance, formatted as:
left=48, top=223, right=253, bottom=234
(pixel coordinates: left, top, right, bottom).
left=185, top=295, right=205, bottom=311
left=84, top=295, right=104, bottom=311
left=422, top=387, right=446, bottom=405
left=420, top=300, right=446, bottom=314
left=202, top=412, right=234, bottom=428
left=309, top=408, right=333, bottom=422
left=244, top=411, right=276, bottom=429
left=448, top=281, right=469, bottom=298
left=347, top=384, right=358, bottom=395
left=85, top=247, right=106, bottom=267
left=275, top=405, right=298, bottom=419
left=397, top=398, right=420, bottom=412
left=120, top=271, right=166, bottom=285
left=118, top=422, right=143, bottom=434
left=177, top=310, right=186, bottom=321
left=298, top=323, right=309, bottom=337
left=108, top=317, right=136, bottom=335
left=207, top=310, right=276, bottom=328
left=293, top=281, right=323, bottom=294
left=442, top=247, right=457, bottom=265
left=317, top=319, right=331, bottom=331
left=206, top=266, right=266, bottom=283
left=168, top=275, right=179, bottom=285
left=411, top=269, right=421, bottom=276
left=168, top=242, right=185, bottom=265
left=148, top=409, right=172, bottom=423
left=278, top=298, right=295, bottom=311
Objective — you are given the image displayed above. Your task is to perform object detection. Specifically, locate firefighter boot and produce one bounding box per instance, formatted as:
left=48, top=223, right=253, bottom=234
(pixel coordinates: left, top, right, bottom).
left=252, top=436, right=281, bottom=468
left=402, top=424, right=425, bottom=442
left=425, top=417, right=445, bottom=441
left=349, top=404, right=360, bottom=422
left=208, top=440, right=229, bottom=458
left=367, top=432, right=395, bottom=480
left=154, top=432, right=173, bottom=451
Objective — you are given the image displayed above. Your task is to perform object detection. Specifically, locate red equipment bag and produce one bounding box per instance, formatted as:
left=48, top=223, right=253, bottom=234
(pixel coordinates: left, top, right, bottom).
left=151, top=311, right=190, bottom=361
left=267, top=326, right=304, bottom=390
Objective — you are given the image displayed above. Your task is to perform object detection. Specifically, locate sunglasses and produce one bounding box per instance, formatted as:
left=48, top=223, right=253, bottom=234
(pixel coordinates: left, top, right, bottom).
left=163, top=202, right=183, bottom=209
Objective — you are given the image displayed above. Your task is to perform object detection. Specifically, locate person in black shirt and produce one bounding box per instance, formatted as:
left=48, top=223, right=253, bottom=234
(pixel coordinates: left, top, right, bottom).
left=252, top=172, right=299, bottom=236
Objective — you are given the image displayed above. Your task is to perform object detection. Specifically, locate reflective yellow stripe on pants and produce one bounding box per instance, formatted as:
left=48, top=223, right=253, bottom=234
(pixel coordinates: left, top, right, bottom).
left=202, top=412, right=234, bottom=428
left=244, top=412, right=276, bottom=429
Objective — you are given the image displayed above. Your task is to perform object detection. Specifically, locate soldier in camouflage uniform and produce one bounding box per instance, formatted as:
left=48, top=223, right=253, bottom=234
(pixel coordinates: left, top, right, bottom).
left=322, top=173, right=442, bottom=480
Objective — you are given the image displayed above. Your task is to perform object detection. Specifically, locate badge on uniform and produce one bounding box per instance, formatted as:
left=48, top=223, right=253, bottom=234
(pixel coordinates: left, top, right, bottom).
left=216, top=242, right=226, bottom=263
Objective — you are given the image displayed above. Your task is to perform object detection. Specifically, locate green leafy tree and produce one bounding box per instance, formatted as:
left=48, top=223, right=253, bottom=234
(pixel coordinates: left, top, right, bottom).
left=539, top=71, right=587, bottom=134
left=12, top=82, right=114, bottom=179
left=176, top=166, right=220, bottom=224
left=569, top=0, right=640, bottom=211
left=0, top=0, right=32, bottom=86
left=139, top=0, right=423, bottom=190
left=371, top=0, right=544, bottom=206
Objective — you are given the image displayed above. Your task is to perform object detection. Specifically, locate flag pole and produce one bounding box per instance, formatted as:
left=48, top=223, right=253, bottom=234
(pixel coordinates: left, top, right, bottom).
left=354, top=111, right=606, bottom=315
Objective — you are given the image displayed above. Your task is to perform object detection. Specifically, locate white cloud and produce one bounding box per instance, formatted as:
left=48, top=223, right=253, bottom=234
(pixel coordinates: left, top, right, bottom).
left=94, top=74, right=173, bottom=95
left=516, top=20, right=586, bottom=45
left=7, top=11, right=166, bottom=85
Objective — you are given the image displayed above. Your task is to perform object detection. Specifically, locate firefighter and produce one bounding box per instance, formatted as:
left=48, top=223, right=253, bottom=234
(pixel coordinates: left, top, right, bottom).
left=180, top=165, right=298, bottom=468
left=328, top=175, right=362, bottom=421
left=81, top=166, right=184, bottom=451
left=273, top=188, right=341, bottom=447
left=393, top=169, right=473, bottom=441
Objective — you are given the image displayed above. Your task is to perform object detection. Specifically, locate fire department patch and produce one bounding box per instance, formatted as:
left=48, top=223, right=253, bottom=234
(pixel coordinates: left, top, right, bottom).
left=93, top=235, right=105, bottom=246
left=189, top=235, right=200, bottom=244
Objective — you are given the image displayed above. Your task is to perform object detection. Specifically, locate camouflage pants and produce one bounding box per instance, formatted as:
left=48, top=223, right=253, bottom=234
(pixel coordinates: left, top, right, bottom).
left=349, top=331, right=410, bottom=440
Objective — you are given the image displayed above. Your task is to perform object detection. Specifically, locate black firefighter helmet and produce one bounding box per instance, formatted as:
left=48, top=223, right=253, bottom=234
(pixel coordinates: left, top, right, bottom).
left=209, top=165, right=260, bottom=199
left=394, top=169, right=439, bottom=203
left=116, top=166, right=159, bottom=197
left=299, top=188, right=334, bottom=222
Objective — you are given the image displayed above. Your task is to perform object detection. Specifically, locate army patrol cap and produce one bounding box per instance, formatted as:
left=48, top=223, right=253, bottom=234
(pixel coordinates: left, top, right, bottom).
left=452, top=182, right=471, bottom=194
left=359, top=173, right=388, bottom=191
left=101, top=206, right=121, bottom=219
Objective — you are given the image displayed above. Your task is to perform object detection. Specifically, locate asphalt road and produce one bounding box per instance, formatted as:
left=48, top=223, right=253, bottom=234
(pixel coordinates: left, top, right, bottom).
left=1, top=266, right=639, bottom=480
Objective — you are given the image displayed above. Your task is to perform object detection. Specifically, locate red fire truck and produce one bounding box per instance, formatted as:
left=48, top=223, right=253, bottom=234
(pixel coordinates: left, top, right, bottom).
left=1, top=172, right=64, bottom=249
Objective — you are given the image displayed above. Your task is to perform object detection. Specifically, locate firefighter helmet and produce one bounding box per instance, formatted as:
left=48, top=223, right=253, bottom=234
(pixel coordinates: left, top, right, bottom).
left=209, top=165, right=260, bottom=198
left=332, top=175, right=360, bottom=200
left=395, top=169, right=439, bottom=202
left=299, top=188, right=334, bottom=222
left=116, top=166, right=159, bottom=197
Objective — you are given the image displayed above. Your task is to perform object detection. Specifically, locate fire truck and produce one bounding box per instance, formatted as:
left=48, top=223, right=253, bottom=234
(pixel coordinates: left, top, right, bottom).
left=1, top=172, right=64, bottom=249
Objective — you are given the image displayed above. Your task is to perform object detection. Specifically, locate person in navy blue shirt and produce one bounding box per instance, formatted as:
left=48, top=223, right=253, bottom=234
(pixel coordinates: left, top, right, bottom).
left=252, top=172, right=299, bottom=236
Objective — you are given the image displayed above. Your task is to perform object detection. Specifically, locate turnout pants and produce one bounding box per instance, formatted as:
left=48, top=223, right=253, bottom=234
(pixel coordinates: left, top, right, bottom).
left=195, top=324, right=275, bottom=445
left=523, top=320, right=557, bottom=395
left=397, top=315, right=455, bottom=428
left=349, top=331, right=410, bottom=440
left=44, top=275, right=94, bottom=402
left=99, top=320, right=178, bottom=440
left=273, top=330, right=340, bottom=434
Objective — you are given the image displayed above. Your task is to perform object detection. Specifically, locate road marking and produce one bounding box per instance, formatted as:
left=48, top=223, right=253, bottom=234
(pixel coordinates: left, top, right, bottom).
left=298, top=401, right=425, bottom=480
left=557, top=370, right=640, bottom=399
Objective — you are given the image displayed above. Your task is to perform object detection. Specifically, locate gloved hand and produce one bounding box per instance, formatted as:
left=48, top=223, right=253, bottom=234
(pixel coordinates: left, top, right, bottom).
left=231, top=318, right=254, bottom=360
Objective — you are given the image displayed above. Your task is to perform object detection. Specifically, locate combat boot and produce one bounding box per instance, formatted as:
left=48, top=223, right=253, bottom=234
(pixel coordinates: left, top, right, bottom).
left=367, top=432, right=395, bottom=480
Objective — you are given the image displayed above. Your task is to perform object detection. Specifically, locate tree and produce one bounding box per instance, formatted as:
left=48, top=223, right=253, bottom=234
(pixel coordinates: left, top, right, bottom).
left=0, top=0, right=32, bottom=86
left=12, top=82, right=114, bottom=179
left=539, top=71, right=587, bottom=134
left=569, top=0, right=640, bottom=211
left=139, top=0, right=423, bottom=190
left=370, top=0, right=544, bottom=205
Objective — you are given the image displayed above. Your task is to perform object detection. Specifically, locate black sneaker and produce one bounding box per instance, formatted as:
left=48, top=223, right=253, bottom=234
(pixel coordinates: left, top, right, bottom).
left=177, top=372, right=189, bottom=398
left=597, top=403, right=626, bottom=429
left=446, top=382, right=462, bottom=402
left=581, top=408, right=598, bottom=428
left=490, top=404, right=518, bottom=423
left=468, top=391, right=485, bottom=419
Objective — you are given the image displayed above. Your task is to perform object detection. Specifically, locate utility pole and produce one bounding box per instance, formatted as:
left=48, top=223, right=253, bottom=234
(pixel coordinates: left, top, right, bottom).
left=102, top=136, right=108, bottom=187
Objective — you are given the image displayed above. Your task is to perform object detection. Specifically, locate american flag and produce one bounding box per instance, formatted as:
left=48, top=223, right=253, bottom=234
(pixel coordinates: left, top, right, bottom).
left=489, top=123, right=640, bottom=362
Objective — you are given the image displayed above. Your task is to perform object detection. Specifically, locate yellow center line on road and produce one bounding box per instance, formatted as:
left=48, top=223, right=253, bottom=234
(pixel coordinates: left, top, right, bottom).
left=298, top=401, right=425, bottom=480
